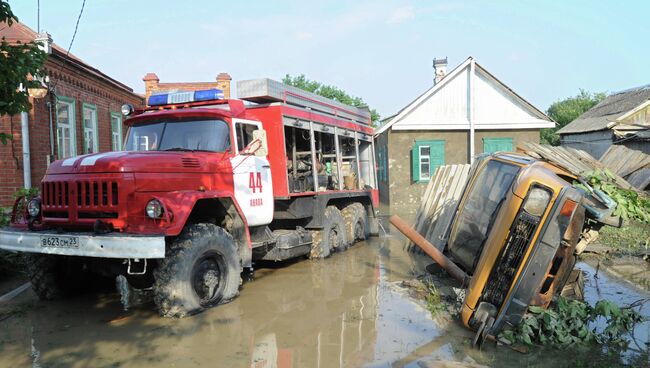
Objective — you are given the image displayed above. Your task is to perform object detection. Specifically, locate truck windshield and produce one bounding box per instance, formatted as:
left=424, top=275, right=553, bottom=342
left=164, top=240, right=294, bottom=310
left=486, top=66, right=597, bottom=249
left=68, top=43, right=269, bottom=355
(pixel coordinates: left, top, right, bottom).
left=447, top=160, right=520, bottom=273
left=124, top=119, right=230, bottom=152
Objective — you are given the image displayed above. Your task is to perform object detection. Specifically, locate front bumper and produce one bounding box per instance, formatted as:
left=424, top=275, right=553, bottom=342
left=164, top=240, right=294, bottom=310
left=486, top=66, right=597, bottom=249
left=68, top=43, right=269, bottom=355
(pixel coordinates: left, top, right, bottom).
left=0, top=228, right=165, bottom=259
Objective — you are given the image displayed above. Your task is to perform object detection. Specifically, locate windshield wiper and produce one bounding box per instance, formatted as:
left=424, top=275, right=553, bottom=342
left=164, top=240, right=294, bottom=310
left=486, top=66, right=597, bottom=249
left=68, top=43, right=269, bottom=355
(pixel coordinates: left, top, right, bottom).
left=162, top=147, right=195, bottom=152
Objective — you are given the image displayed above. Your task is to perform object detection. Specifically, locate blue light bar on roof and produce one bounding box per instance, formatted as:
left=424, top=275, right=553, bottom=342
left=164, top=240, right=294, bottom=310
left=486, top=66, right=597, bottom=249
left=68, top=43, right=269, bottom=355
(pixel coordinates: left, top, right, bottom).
left=147, top=88, right=225, bottom=106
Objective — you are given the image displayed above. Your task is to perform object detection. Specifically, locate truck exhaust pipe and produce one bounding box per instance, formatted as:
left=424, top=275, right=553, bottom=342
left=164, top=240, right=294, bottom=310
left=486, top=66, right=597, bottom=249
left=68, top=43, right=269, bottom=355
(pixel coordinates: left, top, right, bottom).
left=389, top=215, right=469, bottom=286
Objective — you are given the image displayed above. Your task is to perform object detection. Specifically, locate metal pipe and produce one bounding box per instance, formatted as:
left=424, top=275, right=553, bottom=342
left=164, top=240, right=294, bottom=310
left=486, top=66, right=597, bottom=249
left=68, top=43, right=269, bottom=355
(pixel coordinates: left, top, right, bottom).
left=389, top=215, right=469, bottom=285
left=21, top=110, right=31, bottom=189
left=469, top=59, right=476, bottom=164
left=354, top=134, right=361, bottom=189
left=309, top=121, right=318, bottom=192
left=47, top=100, right=54, bottom=158
left=334, top=127, right=343, bottom=190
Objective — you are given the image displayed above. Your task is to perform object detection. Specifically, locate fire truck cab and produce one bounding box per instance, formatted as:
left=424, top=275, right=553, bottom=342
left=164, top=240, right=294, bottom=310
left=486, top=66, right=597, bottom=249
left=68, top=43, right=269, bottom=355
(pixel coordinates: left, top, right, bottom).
left=0, top=78, right=379, bottom=317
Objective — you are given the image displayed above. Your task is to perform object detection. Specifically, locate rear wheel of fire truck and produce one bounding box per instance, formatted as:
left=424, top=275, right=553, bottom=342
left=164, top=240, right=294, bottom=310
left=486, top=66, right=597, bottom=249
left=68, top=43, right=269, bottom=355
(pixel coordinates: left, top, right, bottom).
left=153, top=223, right=240, bottom=318
left=341, top=202, right=369, bottom=247
left=310, top=206, right=348, bottom=259
left=26, top=254, right=89, bottom=299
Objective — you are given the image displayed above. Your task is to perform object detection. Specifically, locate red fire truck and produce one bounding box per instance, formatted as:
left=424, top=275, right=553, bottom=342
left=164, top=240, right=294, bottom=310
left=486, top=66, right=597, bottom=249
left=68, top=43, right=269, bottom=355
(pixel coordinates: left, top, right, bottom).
left=0, top=78, right=379, bottom=317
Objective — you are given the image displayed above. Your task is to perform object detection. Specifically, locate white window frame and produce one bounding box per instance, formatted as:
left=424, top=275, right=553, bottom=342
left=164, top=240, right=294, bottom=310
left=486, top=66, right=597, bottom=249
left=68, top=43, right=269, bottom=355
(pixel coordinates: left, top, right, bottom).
left=82, top=103, right=99, bottom=154
left=418, top=145, right=431, bottom=181
left=56, top=96, right=77, bottom=159
left=110, top=112, right=123, bottom=151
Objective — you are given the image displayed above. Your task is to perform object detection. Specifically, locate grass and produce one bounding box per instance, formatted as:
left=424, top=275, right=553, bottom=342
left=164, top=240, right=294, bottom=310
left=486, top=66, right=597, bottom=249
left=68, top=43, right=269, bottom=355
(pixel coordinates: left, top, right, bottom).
left=425, top=282, right=446, bottom=317
left=598, top=219, right=650, bottom=251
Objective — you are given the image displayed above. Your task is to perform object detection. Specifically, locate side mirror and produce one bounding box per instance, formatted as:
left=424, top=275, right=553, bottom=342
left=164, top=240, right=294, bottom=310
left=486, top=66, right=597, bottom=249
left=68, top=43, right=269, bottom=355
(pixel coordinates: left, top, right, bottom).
left=242, top=129, right=268, bottom=156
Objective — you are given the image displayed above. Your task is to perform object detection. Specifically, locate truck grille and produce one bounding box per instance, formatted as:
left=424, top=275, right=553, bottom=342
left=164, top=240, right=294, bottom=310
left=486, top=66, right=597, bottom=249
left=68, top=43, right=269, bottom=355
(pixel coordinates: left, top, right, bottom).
left=42, top=180, right=120, bottom=219
left=481, top=211, right=539, bottom=309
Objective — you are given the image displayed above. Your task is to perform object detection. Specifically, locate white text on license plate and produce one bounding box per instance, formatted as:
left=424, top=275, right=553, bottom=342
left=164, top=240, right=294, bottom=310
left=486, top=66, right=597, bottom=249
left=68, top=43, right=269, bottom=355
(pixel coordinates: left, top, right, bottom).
left=40, top=236, right=80, bottom=249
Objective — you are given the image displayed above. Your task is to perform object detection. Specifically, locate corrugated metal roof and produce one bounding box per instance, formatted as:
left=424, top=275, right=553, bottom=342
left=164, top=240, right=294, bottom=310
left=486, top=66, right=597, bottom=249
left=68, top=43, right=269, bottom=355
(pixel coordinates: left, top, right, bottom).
left=558, top=84, right=650, bottom=134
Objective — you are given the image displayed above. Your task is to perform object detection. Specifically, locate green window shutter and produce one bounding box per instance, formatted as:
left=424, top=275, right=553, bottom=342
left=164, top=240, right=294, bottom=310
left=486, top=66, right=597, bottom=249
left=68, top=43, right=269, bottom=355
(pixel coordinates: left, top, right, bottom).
left=483, top=138, right=513, bottom=153
left=411, top=145, right=419, bottom=182
left=412, top=140, right=445, bottom=183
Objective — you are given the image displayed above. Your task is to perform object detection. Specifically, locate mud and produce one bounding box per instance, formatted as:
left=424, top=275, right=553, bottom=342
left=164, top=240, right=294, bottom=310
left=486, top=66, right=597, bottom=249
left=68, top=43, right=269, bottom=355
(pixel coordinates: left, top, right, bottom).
left=0, top=236, right=649, bottom=367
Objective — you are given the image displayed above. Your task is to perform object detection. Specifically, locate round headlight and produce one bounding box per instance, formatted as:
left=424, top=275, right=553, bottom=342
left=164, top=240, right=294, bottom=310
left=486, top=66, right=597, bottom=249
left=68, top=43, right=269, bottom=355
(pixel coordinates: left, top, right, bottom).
left=145, top=199, right=163, bottom=218
left=27, top=198, right=41, bottom=217
left=121, top=104, right=134, bottom=116
left=523, top=187, right=551, bottom=217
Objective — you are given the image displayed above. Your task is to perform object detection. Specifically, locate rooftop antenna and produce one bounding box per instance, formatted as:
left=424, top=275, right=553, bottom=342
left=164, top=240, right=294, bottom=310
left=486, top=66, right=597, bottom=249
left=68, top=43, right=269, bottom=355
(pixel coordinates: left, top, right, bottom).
left=37, top=0, right=40, bottom=32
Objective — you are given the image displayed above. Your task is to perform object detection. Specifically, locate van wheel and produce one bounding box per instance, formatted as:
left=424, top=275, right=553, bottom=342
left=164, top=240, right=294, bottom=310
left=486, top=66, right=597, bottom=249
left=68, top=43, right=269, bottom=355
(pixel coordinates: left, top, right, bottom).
left=342, top=203, right=369, bottom=247
left=153, top=223, right=241, bottom=318
left=310, top=206, right=348, bottom=259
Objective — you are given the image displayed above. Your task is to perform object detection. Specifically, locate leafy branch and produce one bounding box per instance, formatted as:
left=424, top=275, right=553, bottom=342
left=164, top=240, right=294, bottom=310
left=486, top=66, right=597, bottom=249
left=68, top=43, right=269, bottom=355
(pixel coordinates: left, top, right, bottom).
left=577, top=169, right=650, bottom=224
left=499, top=297, right=645, bottom=349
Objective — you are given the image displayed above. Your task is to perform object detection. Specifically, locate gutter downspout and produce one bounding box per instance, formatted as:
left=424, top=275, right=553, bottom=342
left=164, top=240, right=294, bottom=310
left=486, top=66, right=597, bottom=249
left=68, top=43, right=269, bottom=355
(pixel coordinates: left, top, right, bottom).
left=21, top=111, right=31, bottom=189
left=47, top=99, right=55, bottom=163
left=469, top=58, right=476, bottom=164
left=20, top=84, right=31, bottom=189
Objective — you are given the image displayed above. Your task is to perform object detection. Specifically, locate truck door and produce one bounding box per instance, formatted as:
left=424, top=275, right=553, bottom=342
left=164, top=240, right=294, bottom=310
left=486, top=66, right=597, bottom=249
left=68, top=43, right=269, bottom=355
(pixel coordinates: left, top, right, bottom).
left=231, top=119, right=274, bottom=227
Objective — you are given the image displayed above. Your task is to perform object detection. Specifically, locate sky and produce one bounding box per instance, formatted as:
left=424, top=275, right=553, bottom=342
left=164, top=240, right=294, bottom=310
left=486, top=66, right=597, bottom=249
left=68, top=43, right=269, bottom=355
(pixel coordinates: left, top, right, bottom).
left=8, top=0, right=650, bottom=119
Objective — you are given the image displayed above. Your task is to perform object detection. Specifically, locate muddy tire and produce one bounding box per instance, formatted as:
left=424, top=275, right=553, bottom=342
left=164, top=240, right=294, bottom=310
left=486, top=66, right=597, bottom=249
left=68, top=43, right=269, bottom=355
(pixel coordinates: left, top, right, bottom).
left=153, top=223, right=241, bottom=318
left=26, top=254, right=89, bottom=300
left=341, top=203, right=369, bottom=247
left=310, top=206, right=348, bottom=259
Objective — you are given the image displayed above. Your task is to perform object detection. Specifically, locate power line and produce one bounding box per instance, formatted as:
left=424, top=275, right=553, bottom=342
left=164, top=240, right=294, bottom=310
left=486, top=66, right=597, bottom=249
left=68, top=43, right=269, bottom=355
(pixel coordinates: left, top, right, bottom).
left=66, top=0, right=86, bottom=57
left=49, top=0, right=87, bottom=92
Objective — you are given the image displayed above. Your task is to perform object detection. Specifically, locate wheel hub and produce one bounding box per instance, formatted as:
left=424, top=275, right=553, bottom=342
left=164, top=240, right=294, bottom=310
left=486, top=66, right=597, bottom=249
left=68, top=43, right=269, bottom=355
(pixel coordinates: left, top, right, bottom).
left=192, top=257, right=222, bottom=306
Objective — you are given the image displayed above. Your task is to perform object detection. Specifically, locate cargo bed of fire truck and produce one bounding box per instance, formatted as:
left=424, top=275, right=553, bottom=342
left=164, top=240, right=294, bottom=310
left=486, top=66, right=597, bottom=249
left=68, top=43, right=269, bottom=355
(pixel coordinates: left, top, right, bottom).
left=235, top=78, right=379, bottom=260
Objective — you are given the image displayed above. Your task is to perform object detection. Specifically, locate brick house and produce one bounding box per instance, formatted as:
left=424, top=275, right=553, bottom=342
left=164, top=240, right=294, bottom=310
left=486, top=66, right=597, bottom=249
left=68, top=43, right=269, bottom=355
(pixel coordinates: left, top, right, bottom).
left=142, top=72, right=232, bottom=101
left=0, top=21, right=143, bottom=206
left=374, top=57, right=554, bottom=221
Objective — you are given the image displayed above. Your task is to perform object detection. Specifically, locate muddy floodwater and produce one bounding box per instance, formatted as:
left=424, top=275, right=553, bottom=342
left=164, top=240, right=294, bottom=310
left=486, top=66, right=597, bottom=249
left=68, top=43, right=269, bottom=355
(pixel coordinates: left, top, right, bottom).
left=1, top=236, right=649, bottom=367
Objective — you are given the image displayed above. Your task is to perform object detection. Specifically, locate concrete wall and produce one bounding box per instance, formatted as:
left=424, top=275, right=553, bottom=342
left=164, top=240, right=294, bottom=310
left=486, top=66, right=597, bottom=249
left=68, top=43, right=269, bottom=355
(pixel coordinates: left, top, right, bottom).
left=382, top=128, right=540, bottom=222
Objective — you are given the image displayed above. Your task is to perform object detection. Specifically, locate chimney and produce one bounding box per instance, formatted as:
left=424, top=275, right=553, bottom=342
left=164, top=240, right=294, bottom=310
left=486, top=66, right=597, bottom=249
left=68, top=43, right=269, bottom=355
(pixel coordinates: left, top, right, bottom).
left=142, top=73, right=160, bottom=100
left=216, top=72, right=232, bottom=99
left=433, top=57, right=448, bottom=85
left=34, top=32, right=53, bottom=54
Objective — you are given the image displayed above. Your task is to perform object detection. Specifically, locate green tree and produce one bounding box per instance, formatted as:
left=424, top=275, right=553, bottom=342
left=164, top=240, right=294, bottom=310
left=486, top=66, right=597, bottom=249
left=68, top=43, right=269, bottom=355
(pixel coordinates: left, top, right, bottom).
left=282, top=74, right=381, bottom=125
left=541, top=89, right=606, bottom=145
left=0, top=0, right=48, bottom=144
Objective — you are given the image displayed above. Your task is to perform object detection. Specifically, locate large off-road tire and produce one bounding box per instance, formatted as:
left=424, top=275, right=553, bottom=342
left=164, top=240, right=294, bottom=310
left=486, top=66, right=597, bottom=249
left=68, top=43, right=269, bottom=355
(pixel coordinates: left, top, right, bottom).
left=26, top=254, right=91, bottom=300
left=310, top=206, right=348, bottom=259
left=341, top=203, right=369, bottom=247
left=153, top=223, right=241, bottom=318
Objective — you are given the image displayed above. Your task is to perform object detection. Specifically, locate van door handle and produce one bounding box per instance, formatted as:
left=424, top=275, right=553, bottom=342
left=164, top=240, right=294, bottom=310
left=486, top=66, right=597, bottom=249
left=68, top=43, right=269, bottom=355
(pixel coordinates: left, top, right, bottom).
left=261, top=164, right=270, bottom=168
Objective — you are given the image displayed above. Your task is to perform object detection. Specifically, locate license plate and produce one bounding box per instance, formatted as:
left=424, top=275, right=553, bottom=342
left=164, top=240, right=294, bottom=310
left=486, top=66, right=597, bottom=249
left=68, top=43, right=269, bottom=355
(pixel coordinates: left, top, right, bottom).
left=40, top=236, right=80, bottom=249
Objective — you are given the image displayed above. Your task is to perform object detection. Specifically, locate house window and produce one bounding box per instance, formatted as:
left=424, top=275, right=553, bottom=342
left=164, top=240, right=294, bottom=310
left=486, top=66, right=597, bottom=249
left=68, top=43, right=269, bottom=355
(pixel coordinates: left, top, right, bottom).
left=56, top=96, right=76, bottom=159
left=110, top=113, right=122, bottom=151
left=483, top=137, right=513, bottom=153
left=411, top=140, right=445, bottom=183
left=82, top=103, right=98, bottom=154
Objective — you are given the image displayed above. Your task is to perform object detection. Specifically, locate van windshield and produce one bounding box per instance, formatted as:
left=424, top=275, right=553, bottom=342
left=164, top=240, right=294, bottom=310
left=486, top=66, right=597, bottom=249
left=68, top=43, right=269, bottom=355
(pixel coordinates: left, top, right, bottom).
left=124, top=119, right=230, bottom=152
left=447, top=160, right=520, bottom=273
